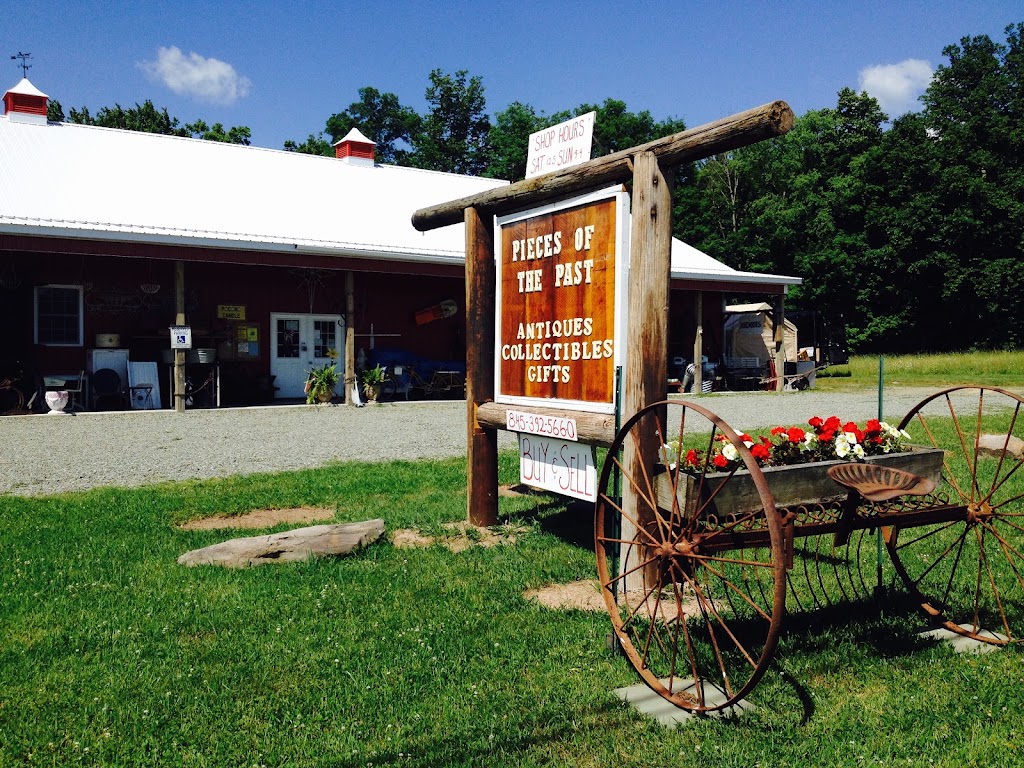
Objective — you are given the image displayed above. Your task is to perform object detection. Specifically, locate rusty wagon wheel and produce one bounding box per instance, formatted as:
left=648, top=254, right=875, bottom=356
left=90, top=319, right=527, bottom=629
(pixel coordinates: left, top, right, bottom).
left=886, top=386, right=1024, bottom=644
left=595, top=399, right=787, bottom=712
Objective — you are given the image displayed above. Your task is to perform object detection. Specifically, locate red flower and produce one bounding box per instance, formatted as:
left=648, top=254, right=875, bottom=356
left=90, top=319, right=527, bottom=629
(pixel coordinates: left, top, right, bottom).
left=713, top=454, right=729, bottom=468
left=820, top=430, right=835, bottom=442
left=751, top=443, right=771, bottom=461
left=685, top=449, right=700, bottom=467
left=823, top=416, right=842, bottom=432
left=808, top=416, right=824, bottom=428
left=866, top=419, right=881, bottom=434
left=787, top=427, right=806, bottom=443
left=771, top=426, right=787, bottom=436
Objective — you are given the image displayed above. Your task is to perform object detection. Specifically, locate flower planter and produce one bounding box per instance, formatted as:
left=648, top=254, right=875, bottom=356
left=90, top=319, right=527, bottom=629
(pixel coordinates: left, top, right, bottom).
left=656, top=447, right=945, bottom=517
left=364, top=384, right=382, bottom=403
left=44, top=389, right=70, bottom=415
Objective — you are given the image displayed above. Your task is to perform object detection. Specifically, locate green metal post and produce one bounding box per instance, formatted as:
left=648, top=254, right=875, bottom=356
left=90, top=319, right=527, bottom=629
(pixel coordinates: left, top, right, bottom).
left=875, top=356, right=885, bottom=599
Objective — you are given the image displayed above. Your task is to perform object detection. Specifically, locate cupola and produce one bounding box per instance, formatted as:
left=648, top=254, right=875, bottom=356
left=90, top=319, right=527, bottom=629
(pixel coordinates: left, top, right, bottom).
left=333, top=127, right=376, bottom=167
left=3, top=78, right=48, bottom=125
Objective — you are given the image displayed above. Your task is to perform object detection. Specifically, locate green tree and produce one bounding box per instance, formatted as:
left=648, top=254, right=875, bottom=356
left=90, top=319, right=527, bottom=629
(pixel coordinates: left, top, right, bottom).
left=63, top=100, right=251, bottom=144
left=412, top=69, right=490, bottom=175
left=184, top=120, right=251, bottom=145
left=323, top=87, right=420, bottom=165
left=483, top=101, right=545, bottom=181
left=46, top=99, right=64, bottom=123
left=283, top=134, right=333, bottom=156
left=915, top=24, right=1024, bottom=349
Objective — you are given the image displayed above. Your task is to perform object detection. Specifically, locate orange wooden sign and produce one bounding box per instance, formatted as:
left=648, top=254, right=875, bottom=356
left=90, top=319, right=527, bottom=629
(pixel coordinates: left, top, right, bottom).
left=495, top=189, right=628, bottom=413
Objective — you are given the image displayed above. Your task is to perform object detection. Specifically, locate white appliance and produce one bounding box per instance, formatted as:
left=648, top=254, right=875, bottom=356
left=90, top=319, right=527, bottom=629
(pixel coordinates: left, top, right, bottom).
left=86, top=348, right=130, bottom=392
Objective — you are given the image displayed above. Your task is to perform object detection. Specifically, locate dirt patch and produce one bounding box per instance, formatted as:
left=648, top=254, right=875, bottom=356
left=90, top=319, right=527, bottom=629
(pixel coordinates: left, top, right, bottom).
left=525, top=580, right=607, bottom=612
left=499, top=483, right=547, bottom=498
left=392, top=521, right=530, bottom=553
left=179, top=506, right=335, bottom=531
left=525, top=581, right=701, bottom=617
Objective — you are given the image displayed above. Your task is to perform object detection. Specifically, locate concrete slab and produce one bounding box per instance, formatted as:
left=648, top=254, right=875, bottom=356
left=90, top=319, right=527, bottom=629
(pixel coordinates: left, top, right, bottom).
left=614, top=679, right=755, bottom=728
left=919, top=623, right=1008, bottom=654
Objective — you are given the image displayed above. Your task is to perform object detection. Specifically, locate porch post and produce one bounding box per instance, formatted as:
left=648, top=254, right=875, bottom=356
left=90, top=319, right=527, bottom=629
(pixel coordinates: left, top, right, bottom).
left=345, top=271, right=356, bottom=406
left=773, top=296, right=785, bottom=392
left=693, top=290, right=704, bottom=393
left=174, top=260, right=186, bottom=413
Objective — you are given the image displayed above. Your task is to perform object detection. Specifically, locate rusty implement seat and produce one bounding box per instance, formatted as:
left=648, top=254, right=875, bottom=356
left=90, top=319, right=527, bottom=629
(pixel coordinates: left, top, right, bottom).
left=827, top=463, right=937, bottom=546
left=827, top=463, right=936, bottom=502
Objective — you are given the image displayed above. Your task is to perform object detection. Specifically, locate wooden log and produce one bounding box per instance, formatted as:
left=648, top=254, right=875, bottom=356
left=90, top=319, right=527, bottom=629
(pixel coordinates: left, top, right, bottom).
left=413, top=101, right=793, bottom=231
left=620, top=151, right=673, bottom=591
left=177, top=519, right=385, bottom=568
left=475, top=401, right=615, bottom=446
left=465, top=206, right=499, bottom=527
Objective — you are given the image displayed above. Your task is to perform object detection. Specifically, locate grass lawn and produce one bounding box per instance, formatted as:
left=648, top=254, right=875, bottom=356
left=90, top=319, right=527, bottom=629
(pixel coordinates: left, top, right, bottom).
left=2, top=440, right=1022, bottom=767
left=816, top=349, right=1024, bottom=391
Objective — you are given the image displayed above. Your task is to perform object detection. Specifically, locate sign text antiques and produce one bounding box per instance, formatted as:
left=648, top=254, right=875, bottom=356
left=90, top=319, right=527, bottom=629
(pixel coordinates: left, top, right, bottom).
left=495, top=188, right=629, bottom=414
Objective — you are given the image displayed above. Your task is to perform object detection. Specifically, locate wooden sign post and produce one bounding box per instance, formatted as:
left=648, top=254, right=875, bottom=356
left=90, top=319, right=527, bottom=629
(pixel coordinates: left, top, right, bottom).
left=413, top=101, right=794, bottom=527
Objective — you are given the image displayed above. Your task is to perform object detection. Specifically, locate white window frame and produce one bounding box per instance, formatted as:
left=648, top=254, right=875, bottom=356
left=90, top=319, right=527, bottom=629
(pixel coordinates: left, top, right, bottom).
left=34, top=284, right=84, bottom=346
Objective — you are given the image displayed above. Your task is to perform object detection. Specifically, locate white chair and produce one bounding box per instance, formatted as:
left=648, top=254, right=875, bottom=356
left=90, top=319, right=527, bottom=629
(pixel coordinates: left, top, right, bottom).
left=64, top=370, right=86, bottom=411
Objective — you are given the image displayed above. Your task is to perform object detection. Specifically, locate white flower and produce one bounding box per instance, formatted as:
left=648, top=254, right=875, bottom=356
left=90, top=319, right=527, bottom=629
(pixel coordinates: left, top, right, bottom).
left=844, top=431, right=859, bottom=444
left=722, top=443, right=739, bottom=461
left=852, top=444, right=865, bottom=459
left=835, top=436, right=851, bottom=458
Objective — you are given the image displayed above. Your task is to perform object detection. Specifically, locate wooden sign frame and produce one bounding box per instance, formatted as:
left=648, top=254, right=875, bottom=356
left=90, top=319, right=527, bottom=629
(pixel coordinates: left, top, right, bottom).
left=411, top=101, right=794, bottom=527
left=494, top=187, right=630, bottom=414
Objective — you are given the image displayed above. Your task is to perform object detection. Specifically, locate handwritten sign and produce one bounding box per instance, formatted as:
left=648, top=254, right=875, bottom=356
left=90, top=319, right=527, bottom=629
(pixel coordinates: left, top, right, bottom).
left=518, top=434, right=597, bottom=502
left=494, top=188, right=629, bottom=414
left=525, top=112, right=595, bottom=179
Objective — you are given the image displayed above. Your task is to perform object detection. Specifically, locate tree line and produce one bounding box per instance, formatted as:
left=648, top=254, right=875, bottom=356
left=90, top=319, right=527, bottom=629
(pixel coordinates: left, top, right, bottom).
left=44, top=22, right=1022, bottom=354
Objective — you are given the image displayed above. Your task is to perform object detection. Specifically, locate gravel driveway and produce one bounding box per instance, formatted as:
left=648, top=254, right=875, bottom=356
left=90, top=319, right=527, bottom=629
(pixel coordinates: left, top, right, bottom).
left=0, top=388, right=943, bottom=497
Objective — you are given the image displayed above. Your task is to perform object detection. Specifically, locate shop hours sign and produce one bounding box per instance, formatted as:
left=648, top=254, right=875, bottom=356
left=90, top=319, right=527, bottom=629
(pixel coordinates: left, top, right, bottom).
left=494, top=187, right=629, bottom=414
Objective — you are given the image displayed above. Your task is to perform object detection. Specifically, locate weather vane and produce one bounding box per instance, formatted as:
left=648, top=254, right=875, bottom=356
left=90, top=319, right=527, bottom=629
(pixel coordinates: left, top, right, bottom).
left=11, top=52, right=32, bottom=78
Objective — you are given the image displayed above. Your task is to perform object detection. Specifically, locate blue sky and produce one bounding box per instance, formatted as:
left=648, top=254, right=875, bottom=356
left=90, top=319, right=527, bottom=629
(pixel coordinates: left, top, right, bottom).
left=4, top=1, right=1019, bottom=152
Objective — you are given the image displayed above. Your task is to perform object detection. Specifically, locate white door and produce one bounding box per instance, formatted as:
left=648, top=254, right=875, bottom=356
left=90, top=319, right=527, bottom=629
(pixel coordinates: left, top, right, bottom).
left=270, top=313, right=344, bottom=399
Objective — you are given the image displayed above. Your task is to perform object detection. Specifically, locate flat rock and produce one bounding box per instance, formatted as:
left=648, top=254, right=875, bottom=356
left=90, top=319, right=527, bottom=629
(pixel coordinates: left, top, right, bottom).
left=177, top=519, right=385, bottom=568
left=978, top=434, right=1024, bottom=460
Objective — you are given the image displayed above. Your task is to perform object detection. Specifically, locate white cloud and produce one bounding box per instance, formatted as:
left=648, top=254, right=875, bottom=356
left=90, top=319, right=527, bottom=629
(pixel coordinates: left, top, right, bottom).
left=858, top=59, right=933, bottom=118
left=139, top=46, right=251, bottom=105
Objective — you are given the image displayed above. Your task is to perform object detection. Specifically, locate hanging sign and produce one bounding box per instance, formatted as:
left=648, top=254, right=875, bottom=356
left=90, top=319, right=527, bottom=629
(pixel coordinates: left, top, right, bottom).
left=518, top=433, right=597, bottom=502
left=525, top=111, right=595, bottom=179
left=169, top=326, right=192, bottom=349
left=217, top=304, right=246, bottom=320
left=494, top=187, right=629, bottom=414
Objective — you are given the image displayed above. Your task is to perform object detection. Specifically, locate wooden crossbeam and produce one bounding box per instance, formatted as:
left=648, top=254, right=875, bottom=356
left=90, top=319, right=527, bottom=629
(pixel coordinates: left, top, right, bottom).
left=412, top=101, right=792, bottom=231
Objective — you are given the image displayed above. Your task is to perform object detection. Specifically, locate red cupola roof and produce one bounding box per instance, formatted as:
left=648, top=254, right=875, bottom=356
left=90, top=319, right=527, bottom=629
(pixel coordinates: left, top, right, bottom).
left=333, top=127, right=376, bottom=166
left=3, top=78, right=48, bottom=125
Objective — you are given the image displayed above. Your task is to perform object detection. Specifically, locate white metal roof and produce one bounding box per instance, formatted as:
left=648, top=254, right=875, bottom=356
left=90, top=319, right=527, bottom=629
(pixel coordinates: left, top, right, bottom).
left=0, top=100, right=799, bottom=287
left=670, top=238, right=800, bottom=288
left=0, top=112, right=507, bottom=266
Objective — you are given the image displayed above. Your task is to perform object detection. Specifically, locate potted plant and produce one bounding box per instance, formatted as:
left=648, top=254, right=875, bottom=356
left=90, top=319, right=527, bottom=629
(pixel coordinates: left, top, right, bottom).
left=361, top=364, right=388, bottom=404
left=305, top=359, right=340, bottom=404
